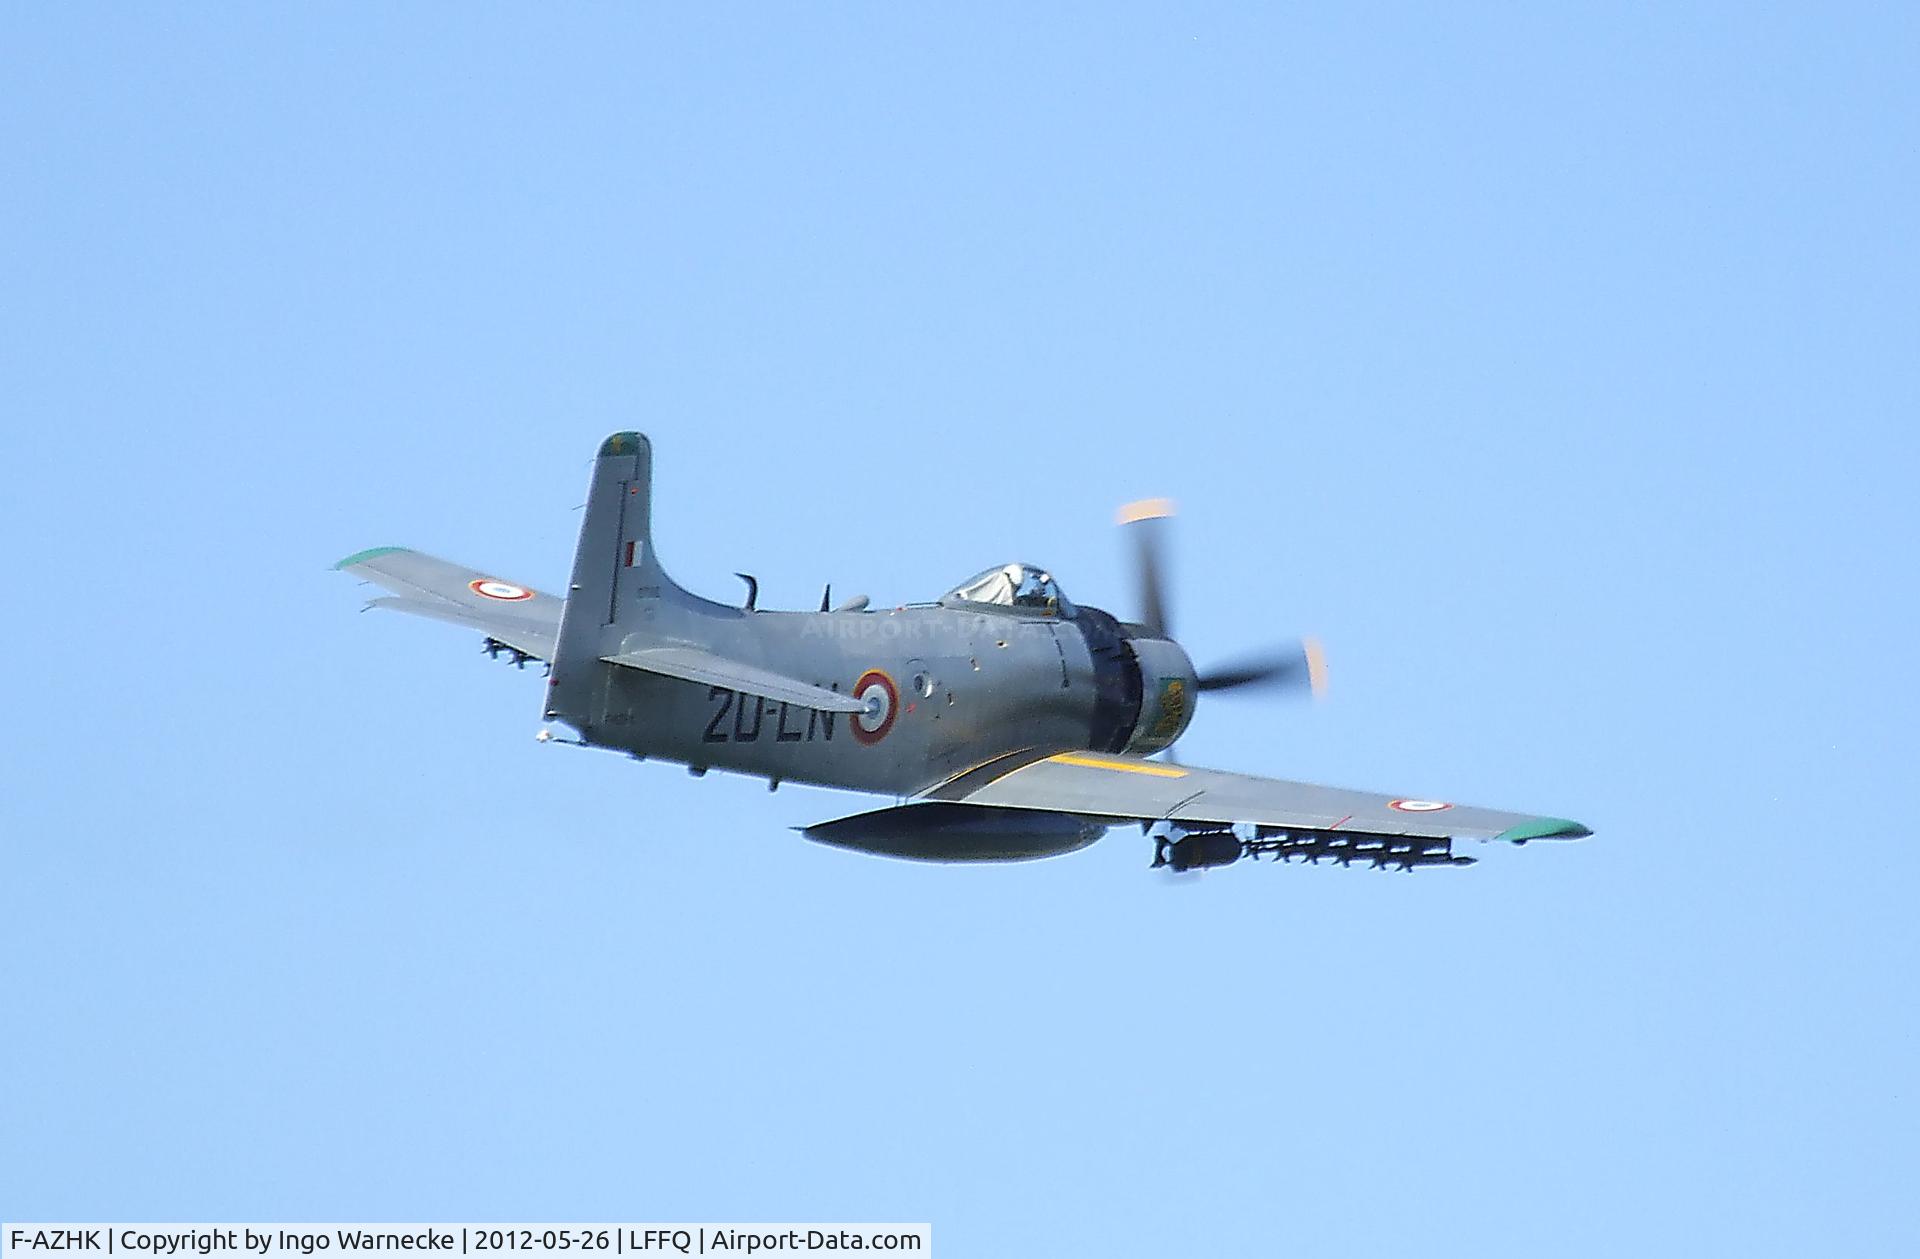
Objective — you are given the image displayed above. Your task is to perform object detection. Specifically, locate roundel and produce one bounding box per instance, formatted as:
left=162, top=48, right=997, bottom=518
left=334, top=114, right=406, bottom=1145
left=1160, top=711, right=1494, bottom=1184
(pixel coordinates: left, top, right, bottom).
left=1389, top=799, right=1452, bottom=813
left=469, top=578, right=534, bottom=602
left=850, top=669, right=899, bottom=745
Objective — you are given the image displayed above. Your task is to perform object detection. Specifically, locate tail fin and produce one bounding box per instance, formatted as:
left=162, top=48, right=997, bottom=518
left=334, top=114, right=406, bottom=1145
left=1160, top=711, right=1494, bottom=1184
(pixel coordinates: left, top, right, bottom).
left=544, top=431, right=686, bottom=730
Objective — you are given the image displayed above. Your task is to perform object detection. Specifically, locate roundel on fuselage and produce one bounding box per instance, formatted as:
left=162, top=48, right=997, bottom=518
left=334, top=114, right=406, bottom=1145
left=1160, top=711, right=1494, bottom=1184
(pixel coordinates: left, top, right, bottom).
left=850, top=669, right=899, bottom=745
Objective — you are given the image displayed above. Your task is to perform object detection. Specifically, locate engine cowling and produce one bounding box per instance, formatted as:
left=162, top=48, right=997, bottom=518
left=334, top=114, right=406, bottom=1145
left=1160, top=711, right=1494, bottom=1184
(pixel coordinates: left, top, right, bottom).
left=1071, top=605, right=1198, bottom=757
left=1118, top=634, right=1198, bottom=756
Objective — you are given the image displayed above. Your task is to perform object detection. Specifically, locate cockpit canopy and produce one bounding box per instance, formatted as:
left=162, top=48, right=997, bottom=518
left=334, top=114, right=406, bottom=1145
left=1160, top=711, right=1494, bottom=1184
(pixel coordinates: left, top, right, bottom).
left=941, top=562, right=1076, bottom=617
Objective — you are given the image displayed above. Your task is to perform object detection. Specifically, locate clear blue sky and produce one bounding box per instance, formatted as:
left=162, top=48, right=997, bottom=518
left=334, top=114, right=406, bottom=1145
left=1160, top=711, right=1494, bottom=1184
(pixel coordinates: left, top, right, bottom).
left=4, top=4, right=1916, bottom=1255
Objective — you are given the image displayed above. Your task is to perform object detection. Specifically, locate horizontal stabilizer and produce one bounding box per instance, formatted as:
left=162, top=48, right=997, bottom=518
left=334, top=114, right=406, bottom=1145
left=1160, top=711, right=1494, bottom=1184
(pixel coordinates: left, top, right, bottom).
left=602, top=645, right=867, bottom=714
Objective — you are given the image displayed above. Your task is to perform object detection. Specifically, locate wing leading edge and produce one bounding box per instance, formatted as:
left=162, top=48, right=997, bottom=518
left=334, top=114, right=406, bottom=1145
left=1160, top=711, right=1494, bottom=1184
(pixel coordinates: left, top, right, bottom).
left=924, top=750, right=1590, bottom=845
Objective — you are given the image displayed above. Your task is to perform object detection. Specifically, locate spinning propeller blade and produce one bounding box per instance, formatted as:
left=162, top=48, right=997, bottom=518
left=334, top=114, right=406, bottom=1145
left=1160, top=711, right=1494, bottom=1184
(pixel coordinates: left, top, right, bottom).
left=1196, top=637, right=1327, bottom=697
left=1117, top=498, right=1175, bottom=639
left=1116, top=499, right=1326, bottom=701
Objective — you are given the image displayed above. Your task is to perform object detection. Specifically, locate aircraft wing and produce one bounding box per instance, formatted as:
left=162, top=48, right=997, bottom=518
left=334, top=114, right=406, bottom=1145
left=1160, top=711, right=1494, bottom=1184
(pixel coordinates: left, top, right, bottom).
left=924, top=750, right=1590, bottom=845
left=601, top=646, right=867, bottom=714
left=334, top=546, right=562, bottom=661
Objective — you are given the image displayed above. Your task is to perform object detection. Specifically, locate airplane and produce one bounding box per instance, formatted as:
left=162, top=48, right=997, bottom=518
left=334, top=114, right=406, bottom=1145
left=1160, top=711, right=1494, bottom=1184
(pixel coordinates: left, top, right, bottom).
left=335, top=432, right=1591, bottom=872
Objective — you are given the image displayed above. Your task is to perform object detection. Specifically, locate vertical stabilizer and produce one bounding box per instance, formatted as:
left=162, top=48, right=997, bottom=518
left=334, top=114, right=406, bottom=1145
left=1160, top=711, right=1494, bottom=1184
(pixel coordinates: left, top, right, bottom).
left=544, top=431, right=678, bottom=732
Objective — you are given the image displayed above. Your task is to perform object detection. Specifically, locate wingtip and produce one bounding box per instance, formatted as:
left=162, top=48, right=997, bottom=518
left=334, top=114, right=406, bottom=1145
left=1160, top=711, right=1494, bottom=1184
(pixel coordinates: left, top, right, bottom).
left=333, top=545, right=406, bottom=571
left=1495, top=817, right=1593, bottom=843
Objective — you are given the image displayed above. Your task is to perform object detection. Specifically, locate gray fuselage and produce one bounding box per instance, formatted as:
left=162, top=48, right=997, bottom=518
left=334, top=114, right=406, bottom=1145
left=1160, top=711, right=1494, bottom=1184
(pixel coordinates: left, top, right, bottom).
left=553, top=596, right=1194, bottom=795
left=539, top=434, right=1197, bottom=798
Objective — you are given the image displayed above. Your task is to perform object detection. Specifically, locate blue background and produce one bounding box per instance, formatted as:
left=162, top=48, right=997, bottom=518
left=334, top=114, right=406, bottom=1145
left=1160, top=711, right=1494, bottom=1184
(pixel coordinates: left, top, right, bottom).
left=4, top=5, right=1915, bottom=1255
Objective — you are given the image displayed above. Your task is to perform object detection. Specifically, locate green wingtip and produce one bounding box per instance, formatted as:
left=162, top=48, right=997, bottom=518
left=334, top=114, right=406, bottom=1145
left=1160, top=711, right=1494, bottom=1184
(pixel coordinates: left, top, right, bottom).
left=1495, top=817, right=1593, bottom=843
left=333, top=545, right=406, bottom=570
left=599, top=431, right=646, bottom=456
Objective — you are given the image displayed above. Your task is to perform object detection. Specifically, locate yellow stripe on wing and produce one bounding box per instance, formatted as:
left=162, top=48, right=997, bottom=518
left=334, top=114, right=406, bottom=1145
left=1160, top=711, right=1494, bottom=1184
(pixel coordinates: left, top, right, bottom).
left=1047, top=753, right=1189, bottom=778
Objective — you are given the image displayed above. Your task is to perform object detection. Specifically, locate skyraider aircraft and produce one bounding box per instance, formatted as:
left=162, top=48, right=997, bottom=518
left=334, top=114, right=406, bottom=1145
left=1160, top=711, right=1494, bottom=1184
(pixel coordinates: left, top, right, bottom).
left=337, top=432, right=1590, bottom=872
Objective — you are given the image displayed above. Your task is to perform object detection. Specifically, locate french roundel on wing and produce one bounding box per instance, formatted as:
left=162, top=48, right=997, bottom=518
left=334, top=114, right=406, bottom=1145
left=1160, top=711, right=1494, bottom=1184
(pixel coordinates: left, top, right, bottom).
left=850, top=669, right=899, bottom=745
left=469, top=578, right=534, bottom=602
left=1388, top=799, right=1452, bottom=813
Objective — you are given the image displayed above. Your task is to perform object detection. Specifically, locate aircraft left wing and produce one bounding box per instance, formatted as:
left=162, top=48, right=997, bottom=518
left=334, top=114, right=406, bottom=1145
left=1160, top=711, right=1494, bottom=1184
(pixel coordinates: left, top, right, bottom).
left=334, top=546, right=562, bottom=661
left=924, top=750, right=1590, bottom=846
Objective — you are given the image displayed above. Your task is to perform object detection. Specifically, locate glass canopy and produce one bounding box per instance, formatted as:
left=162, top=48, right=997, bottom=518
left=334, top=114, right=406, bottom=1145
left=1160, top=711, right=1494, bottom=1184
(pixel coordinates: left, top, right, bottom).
left=941, top=563, right=1075, bottom=617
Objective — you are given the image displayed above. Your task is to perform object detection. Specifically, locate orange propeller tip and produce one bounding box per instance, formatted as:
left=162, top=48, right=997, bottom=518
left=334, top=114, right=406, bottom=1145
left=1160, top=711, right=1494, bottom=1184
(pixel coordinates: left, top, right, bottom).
left=1117, top=497, right=1176, bottom=525
left=1304, top=636, right=1329, bottom=699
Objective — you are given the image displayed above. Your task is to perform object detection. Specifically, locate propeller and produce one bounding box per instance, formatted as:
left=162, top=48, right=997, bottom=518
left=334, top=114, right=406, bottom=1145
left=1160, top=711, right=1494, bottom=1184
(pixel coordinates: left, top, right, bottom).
left=1196, top=639, right=1327, bottom=695
left=1119, top=497, right=1176, bottom=639
left=1116, top=498, right=1327, bottom=701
